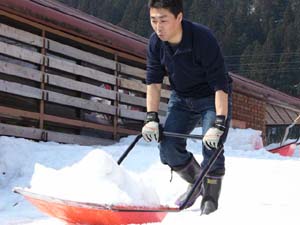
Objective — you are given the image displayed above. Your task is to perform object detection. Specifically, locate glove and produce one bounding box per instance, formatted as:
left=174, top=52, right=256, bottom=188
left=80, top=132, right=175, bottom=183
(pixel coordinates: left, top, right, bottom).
left=142, top=112, right=161, bottom=142
left=203, top=115, right=226, bottom=150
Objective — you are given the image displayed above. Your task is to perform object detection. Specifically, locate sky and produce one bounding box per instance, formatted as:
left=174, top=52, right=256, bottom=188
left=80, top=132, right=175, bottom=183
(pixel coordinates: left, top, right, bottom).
left=0, top=127, right=299, bottom=225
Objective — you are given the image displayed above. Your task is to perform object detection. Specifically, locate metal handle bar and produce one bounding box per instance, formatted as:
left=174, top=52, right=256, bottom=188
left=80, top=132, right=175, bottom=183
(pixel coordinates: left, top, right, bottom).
left=117, top=132, right=203, bottom=165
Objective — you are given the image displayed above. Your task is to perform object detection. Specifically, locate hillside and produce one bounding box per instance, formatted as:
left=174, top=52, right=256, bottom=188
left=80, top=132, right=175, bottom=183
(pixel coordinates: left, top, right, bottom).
left=58, top=0, right=300, bottom=97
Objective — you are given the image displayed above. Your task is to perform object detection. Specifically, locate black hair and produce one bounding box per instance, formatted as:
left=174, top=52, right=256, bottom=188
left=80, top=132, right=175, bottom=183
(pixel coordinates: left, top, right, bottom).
left=148, top=0, right=183, bottom=17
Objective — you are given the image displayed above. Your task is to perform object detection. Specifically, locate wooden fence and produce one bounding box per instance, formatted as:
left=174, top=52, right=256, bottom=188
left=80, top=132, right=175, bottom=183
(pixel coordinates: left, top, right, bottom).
left=0, top=21, right=171, bottom=145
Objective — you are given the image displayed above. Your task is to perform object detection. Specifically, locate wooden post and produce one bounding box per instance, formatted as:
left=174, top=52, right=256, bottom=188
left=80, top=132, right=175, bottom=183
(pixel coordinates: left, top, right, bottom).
left=39, top=30, right=46, bottom=138
left=113, top=54, right=120, bottom=140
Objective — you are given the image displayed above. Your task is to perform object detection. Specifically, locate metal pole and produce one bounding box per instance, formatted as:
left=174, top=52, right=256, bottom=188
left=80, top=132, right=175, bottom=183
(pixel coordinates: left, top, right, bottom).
left=163, top=131, right=203, bottom=140
left=117, top=132, right=203, bottom=165
left=280, top=114, right=300, bottom=146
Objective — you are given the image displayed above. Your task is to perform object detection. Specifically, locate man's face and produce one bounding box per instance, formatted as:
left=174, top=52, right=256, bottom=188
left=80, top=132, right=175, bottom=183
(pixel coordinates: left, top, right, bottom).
left=149, top=7, right=182, bottom=43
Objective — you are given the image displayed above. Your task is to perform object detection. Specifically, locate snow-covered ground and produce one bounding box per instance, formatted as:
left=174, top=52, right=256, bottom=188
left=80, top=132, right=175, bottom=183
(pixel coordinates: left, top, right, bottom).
left=0, top=128, right=299, bottom=225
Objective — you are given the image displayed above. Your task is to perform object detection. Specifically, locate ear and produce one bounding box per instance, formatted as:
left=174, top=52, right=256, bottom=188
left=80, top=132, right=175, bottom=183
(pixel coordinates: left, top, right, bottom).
left=177, top=12, right=183, bottom=23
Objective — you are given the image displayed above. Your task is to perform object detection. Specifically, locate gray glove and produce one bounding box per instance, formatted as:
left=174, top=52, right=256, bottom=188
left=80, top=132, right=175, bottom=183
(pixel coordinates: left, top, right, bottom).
left=142, top=112, right=162, bottom=142
left=203, top=115, right=226, bottom=150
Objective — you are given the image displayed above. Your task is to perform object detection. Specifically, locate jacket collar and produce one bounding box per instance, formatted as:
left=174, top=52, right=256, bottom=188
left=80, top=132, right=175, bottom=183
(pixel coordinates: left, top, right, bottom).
left=177, top=19, right=193, bottom=54
left=162, top=19, right=193, bottom=55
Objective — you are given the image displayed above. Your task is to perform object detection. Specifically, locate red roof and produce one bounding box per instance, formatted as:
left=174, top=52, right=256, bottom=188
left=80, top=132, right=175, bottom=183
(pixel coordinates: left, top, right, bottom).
left=0, top=0, right=148, bottom=58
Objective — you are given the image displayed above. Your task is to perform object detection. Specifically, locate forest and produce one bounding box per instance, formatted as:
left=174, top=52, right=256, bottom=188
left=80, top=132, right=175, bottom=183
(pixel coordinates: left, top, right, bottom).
left=58, top=0, right=300, bottom=97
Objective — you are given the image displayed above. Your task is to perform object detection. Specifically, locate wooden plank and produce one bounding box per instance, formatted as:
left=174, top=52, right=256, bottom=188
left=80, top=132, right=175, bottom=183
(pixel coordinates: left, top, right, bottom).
left=0, top=80, right=116, bottom=116
left=269, top=101, right=300, bottom=114
left=119, top=78, right=170, bottom=99
left=0, top=106, right=141, bottom=136
left=282, top=108, right=294, bottom=122
left=0, top=10, right=146, bottom=65
left=0, top=106, right=37, bottom=120
left=120, top=108, right=146, bottom=121
left=0, top=60, right=42, bottom=82
left=0, top=23, right=43, bottom=47
left=47, top=39, right=116, bottom=70
left=286, top=109, right=299, bottom=121
left=119, top=63, right=145, bottom=79
left=119, top=92, right=168, bottom=111
left=48, top=56, right=116, bottom=85
left=274, top=106, right=293, bottom=124
left=119, top=64, right=170, bottom=86
left=161, top=89, right=171, bottom=99
left=266, top=104, right=284, bottom=125
left=0, top=122, right=43, bottom=140
left=45, top=73, right=116, bottom=100
left=46, top=130, right=115, bottom=146
left=0, top=106, right=114, bottom=132
left=0, top=80, right=42, bottom=99
left=265, top=110, right=277, bottom=125
left=0, top=122, right=114, bottom=146
left=163, top=76, right=170, bottom=86
left=119, top=78, right=146, bottom=93
left=47, top=90, right=116, bottom=115
left=0, top=41, right=42, bottom=64
left=117, top=127, right=139, bottom=135
left=119, top=92, right=145, bottom=107
left=119, top=92, right=146, bottom=108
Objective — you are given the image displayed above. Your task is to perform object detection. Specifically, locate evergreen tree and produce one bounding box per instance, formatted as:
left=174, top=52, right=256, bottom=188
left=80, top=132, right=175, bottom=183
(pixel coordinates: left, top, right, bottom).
left=57, top=0, right=300, bottom=97
left=118, top=0, right=148, bottom=36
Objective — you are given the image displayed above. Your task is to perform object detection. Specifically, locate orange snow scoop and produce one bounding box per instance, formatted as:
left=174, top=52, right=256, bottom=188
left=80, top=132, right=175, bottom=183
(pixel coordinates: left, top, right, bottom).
left=14, top=187, right=178, bottom=225
left=268, top=142, right=297, bottom=157
left=267, top=114, right=300, bottom=157
left=15, top=132, right=224, bottom=225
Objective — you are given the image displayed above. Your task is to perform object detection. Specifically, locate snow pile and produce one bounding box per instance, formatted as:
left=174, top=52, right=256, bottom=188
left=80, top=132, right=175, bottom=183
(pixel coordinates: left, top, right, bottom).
left=225, top=128, right=263, bottom=151
left=0, top=137, right=31, bottom=189
left=29, top=149, right=160, bottom=206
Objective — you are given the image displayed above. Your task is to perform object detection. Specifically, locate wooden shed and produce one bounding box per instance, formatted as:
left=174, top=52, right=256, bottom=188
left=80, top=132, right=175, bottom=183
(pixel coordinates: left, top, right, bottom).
left=0, top=0, right=299, bottom=145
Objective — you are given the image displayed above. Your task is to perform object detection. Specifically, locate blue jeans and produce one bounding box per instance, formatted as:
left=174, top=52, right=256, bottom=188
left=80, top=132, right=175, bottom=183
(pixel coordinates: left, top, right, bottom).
left=159, top=90, right=232, bottom=175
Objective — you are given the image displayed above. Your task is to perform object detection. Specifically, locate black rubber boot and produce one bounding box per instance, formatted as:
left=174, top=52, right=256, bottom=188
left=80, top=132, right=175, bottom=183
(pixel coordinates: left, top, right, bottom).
left=173, top=156, right=202, bottom=208
left=200, top=176, right=223, bottom=215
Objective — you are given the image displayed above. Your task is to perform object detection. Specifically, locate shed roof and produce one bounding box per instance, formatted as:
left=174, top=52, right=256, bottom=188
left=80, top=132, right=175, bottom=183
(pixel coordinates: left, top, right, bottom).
left=231, top=73, right=300, bottom=110
left=0, top=0, right=148, bottom=58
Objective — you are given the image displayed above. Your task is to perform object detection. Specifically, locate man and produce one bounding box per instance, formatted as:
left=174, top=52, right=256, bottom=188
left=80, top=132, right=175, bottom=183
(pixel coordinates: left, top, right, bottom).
left=142, top=0, right=232, bottom=215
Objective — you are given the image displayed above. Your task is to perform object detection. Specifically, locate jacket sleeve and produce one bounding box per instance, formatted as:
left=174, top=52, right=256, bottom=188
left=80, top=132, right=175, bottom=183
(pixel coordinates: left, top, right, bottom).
left=146, top=34, right=165, bottom=85
left=201, top=31, right=230, bottom=93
